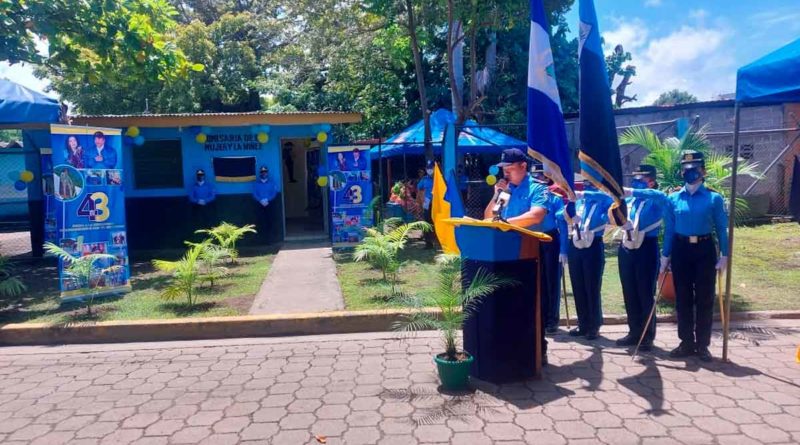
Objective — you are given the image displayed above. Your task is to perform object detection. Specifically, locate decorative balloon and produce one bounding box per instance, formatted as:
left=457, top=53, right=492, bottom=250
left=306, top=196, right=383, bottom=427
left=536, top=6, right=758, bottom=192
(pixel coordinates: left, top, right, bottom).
left=317, top=165, right=328, bottom=176
left=196, top=133, right=207, bottom=144
left=257, top=132, right=269, bottom=144
left=488, top=165, right=500, bottom=176
left=485, top=175, right=497, bottom=186
left=188, top=126, right=202, bottom=136
left=134, top=135, right=145, bottom=146
left=317, top=132, right=328, bottom=143
left=19, top=170, right=34, bottom=183
left=14, top=180, right=26, bottom=191
left=201, top=126, right=211, bottom=134
left=316, top=176, right=329, bottom=187
left=123, top=136, right=135, bottom=146
left=126, top=126, right=140, bottom=138
left=321, top=123, right=332, bottom=133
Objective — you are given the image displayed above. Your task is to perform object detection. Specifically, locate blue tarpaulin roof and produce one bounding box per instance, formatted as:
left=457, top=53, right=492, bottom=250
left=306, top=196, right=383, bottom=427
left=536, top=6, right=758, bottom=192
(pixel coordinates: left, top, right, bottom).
left=0, top=79, right=61, bottom=124
left=371, top=109, right=526, bottom=158
left=736, top=37, right=800, bottom=104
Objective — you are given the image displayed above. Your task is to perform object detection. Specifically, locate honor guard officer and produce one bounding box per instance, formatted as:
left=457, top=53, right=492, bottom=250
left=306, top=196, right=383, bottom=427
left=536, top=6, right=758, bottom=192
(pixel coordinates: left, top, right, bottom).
left=484, top=149, right=551, bottom=362
left=616, top=165, right=669, bottom=351
left=417, top=160, right=436, bottom=248
left=662, top=150, right=729, bottom=362
left=189, top=169, right=216, bottom=206
left=530, top=164, right=565, bottom=334
left=253, top=166, right=278, bottom=207
left=558, top=179, right=612, bottom=340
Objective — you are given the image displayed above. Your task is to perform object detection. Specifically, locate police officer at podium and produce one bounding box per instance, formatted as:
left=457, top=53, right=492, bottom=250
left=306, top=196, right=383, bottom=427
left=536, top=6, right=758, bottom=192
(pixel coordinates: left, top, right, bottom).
left=616, top=164, right=669, bottom=351
left=662, top=150, right=728, bottom=362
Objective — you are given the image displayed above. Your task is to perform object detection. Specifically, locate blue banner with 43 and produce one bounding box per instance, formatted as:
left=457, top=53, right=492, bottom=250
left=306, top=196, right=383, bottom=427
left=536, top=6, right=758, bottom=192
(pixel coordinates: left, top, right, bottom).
left=46, top=124, right=130, bottom=301
left=327, top=145, right=372, bottom=247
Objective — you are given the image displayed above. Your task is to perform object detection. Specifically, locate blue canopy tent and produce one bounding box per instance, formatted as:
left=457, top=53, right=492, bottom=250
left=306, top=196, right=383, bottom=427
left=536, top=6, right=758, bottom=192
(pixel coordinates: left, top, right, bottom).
left=370, top=109, right=526, bottom=158
left=0, top=79, right=61, bottom=125
left=722, top=37, right=800, bottom=360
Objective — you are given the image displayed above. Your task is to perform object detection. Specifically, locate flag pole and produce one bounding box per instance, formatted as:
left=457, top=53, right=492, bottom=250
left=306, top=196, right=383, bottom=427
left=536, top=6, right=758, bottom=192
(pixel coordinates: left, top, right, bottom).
left=723, top=103, right=741, bottom=362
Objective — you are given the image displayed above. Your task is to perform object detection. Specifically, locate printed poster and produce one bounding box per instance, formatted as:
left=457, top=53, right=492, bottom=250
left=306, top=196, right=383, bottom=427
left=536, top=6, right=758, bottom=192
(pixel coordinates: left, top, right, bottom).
left=45, top=124, right=130, bottom=301
left=328, top=145, right=372, bottom=247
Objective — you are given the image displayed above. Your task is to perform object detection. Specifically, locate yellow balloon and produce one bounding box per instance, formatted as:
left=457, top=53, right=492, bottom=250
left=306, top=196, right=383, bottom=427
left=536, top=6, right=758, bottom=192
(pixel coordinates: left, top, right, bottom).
left=485, top=175, right=497, bottom=186
left=317, top=132, right=328, bottom=143
left=19, top=170, right=34, bottom=183
left=196, top=133, right=207, bottom=144
left=317, top=176, right=329, bottom=187
left=257, top=132, right=269, bottom=144
left=126, top=126, right=140, bottom=137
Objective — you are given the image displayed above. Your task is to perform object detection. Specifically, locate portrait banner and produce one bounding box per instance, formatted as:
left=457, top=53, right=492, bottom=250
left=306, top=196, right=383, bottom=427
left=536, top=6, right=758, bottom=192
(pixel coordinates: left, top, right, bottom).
left=46, top=124, right=130, bottom=301
left=327, top=145, right=372, bottom=247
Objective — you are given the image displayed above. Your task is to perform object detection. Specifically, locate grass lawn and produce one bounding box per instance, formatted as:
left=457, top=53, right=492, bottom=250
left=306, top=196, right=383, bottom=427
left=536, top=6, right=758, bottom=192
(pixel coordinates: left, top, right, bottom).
left=0, top=246, right=276, bottom=325
left=336, top=222, right=800, bottom=316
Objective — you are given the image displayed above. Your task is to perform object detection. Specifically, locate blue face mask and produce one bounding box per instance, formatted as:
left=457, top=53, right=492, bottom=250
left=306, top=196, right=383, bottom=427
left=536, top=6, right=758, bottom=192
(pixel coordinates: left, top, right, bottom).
left=631, top=179, right=648, bottom=189
left=682, top=168, right=701, bottom=184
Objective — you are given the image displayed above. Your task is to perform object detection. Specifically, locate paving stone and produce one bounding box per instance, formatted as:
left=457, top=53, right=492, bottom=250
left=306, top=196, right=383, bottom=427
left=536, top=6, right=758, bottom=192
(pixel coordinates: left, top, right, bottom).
left=343, top=426, right=381, bottom=444
left=99, top=428, right=143, bottom=445
left=143, top=420, right=184, bottom=437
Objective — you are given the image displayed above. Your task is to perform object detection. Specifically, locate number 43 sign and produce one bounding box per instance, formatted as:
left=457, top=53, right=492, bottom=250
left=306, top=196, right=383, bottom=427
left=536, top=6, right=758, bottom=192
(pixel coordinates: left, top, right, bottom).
left=77, top=192, right=111, bottom=222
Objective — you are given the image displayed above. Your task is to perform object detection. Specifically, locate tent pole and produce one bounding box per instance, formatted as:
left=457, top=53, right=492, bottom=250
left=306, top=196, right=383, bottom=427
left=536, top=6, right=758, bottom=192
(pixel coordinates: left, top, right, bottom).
left=378, top=138, right=384, bottom=224
left=723, top=103, right=741, bottom=362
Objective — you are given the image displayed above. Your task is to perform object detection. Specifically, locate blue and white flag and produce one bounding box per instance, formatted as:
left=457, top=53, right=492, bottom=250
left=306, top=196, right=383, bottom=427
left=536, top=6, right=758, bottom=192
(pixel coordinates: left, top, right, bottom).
left=578, top=0, right=628, bottom=226
left=527, top=0, right=575, bottom=207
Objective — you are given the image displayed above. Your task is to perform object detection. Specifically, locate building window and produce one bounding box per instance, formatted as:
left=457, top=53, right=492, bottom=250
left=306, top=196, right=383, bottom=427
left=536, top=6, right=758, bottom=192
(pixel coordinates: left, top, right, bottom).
left=725, top=144, right=754, bottom=160
left=132, top=139, right=184, bottom=189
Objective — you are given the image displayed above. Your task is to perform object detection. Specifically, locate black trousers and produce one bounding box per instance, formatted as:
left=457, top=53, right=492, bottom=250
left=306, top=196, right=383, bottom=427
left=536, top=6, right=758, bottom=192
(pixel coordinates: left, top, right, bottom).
left=618, top=237, right=659, bottom=343
left=423, top=207, right=434, bottom=247
left=539, top=229, right=561, bottom=329
left=671, top=236, right=717, bottom=349
left=568, top=237, right=605, bottom=333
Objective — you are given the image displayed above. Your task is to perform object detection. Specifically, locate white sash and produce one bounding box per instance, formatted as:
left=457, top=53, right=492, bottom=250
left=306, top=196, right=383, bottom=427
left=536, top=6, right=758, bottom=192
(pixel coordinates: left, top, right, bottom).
left=572, top=203, right=604, bottom=249
left=621, top=199, right=661, bottom=250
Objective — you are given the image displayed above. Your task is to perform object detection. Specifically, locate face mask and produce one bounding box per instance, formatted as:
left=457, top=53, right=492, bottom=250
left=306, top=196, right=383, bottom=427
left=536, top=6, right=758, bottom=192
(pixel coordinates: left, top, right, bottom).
left=631, top=179, right=648, bottom=189
left=682, top=169, right=701, bottom=184
left=426, top=169, right=434, bottom=176
left=197, top=176, right=205, bottom=183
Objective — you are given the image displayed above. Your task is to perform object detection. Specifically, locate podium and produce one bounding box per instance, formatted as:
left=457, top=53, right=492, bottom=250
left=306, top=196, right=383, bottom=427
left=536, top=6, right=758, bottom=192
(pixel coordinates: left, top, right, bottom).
left=444, top=218, right=552, bottom=383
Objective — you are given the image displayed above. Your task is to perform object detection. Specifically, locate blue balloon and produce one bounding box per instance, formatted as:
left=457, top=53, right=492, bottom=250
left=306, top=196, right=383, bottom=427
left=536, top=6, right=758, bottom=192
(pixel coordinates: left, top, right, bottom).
left=201, top=126, right=211, bottom=134
left=123, top=136, right=135, bottom=146
left=134, top=135, right=145, bottom=146
left=321, top=123, right=332, bottom=132
left=489, top=165, right=500, bottom=176
left=188, top=126, right=202, bottom=135
left=317, top=166, right=328, bottom=176
left=14, top=180, right=26, bottom=191
left=261, top=125, right=271, bottom=133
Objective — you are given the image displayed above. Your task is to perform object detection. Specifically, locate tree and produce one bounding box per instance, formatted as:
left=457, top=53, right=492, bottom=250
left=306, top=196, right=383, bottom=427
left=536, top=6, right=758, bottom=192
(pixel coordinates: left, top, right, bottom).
left=2, top=0, right=201, bottom=114
left=606, top=43, right=637, bottom=108
left=653, top=89, right=698, bottom=107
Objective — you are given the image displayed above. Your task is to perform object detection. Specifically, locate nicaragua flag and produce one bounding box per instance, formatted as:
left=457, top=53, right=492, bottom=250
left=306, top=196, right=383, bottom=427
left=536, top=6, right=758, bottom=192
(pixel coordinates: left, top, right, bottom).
left=527, top=0, right=576, bottom=208
left=431, top=163, right=464, bottom=255
left=578, top=0, right=628, bottom=225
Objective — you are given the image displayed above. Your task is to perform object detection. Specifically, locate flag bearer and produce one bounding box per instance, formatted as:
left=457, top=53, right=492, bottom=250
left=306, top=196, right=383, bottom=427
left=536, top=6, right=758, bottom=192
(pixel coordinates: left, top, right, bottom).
left=663, top=151, right=728, bottom=362
left=615, top=164, right=668, bottom=351
left=531, top=164, right=564, bottom=334
left=558, top=179, right=611, bottom=340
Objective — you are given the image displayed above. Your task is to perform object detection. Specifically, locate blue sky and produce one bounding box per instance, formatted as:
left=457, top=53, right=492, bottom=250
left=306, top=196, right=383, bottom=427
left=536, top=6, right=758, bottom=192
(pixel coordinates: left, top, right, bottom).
left=565, top=0, right=800, bottom=105
left=2, top=1, right=800, bottom=106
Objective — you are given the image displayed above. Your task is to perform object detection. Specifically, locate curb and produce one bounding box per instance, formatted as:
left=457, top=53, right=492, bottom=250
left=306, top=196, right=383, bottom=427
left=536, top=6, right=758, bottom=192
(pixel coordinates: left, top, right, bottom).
left=1, top=309, right=798, bottom=346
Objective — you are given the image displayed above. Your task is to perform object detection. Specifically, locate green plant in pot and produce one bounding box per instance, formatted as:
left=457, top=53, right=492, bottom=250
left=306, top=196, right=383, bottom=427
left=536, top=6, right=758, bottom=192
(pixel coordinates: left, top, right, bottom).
left=393, top=254, right=515, bottom=390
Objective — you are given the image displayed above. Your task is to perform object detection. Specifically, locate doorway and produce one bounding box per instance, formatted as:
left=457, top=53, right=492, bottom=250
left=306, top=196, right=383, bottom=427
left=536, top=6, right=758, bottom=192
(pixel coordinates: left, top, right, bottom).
left=280, top=138, right=326, bottom=241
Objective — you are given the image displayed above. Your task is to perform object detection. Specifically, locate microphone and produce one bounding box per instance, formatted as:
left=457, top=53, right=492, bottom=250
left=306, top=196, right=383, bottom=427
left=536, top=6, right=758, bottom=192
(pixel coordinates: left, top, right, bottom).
left=492, top=190, right=511, bottom=221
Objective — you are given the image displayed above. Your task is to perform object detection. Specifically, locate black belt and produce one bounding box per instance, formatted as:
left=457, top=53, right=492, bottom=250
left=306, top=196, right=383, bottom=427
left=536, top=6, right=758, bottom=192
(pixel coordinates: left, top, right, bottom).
left=675, top=234, right=712, bottom=244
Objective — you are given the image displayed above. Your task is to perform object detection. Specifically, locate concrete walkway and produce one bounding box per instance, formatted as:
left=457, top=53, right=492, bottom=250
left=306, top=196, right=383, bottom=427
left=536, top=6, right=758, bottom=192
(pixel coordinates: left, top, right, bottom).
left=249, top=242, right=344, bottom=315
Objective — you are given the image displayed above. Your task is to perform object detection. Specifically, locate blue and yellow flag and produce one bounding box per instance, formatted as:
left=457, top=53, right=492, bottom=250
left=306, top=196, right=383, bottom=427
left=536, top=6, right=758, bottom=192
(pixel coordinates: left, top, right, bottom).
left=431, top=163, right=464, bottom=255
left=578, top=0, right=628, bottom=225
left=527, top=0, right=575, bottom=213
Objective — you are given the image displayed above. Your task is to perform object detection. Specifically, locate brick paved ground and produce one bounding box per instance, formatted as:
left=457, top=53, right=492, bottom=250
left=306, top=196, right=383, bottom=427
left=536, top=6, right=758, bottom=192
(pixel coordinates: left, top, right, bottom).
left=0, top=321, right=799, bottom=444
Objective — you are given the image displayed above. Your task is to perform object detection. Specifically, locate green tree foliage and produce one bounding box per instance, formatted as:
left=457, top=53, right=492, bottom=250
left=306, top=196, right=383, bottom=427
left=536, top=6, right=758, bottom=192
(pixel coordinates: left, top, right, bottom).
left=152, top=242, right=204, bottom=307
left=195, top=222, right=256, bottom=263
left=653, top=89, right=699, bottom=107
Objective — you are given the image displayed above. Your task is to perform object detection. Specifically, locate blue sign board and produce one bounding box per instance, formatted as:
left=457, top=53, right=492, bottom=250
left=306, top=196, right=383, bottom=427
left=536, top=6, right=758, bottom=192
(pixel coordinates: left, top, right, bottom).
left=328, top=145, right=372, bottom=247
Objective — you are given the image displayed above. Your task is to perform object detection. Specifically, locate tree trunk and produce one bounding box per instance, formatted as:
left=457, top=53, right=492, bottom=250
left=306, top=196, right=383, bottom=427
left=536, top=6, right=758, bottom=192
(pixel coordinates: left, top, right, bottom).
left=446, top=0, right=465, bottom=124
left=404, top=0, right=433, bottom=160
left=468, top=25, right=478, bottom=117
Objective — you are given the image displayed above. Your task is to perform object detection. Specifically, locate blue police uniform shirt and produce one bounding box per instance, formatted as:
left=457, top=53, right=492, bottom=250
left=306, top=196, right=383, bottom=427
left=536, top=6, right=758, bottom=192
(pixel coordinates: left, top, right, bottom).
left=190, top=181, right=216, bottom=204
left=418, top=176, right=433, bottom=202
left=500, top=174, right=549, bottom=230
left=83, top=145, right=118, bottom=169
left=253, top=178, right=278, bottom=202
left=556, top=191, right=612, bottom=254
left=627, top=189, right=670, bottom=238
left=662, top=183, right=729, bottom=257
left=531, top=189, right=561, bottom=233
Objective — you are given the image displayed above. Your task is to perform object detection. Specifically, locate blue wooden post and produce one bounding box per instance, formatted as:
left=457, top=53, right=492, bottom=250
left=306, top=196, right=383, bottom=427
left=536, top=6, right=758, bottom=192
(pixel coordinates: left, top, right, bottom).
left=676, top=117, right=690, bottom=138
left=443, top=122, right=457, bottom=176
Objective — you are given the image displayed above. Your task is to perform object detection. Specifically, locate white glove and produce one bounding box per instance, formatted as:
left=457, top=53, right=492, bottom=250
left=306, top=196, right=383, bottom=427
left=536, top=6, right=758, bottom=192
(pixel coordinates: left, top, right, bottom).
left=715, top=256, right=728, bottom=271
left=623, top=187, right=633, bottom=197
left=660, top=256, right=670, bottom=274
left=570, top=214, right=582, bottom=226
left=260, top=199, right=269, bottom=207
left=575, top=191, right=585, bottom=199
left=198, top=199, right=206, bottom=206
left=559, top=254, right=568, bottom=267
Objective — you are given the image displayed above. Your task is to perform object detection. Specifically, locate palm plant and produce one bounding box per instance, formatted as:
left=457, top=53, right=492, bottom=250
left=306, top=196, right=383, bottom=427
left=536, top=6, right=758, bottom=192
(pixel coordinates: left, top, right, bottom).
left=619, top=125, right=763, bottom=221
left=185, top=240, right=231, bottom=288
left=196, top=222, right=256, bottom=262
left=0, top=255, right=26, bottom=298
left=152, top=243, right=204, bottom=308
left=353, top=218, right=431, bottom=295
left=44, top=242, right=119, bottom=316
left=393, top=254, right=515, bottom=361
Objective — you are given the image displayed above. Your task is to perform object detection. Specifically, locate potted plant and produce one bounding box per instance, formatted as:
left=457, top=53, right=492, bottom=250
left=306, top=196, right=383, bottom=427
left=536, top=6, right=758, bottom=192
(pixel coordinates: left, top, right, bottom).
left=393, top=255, right=514, bottom=390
